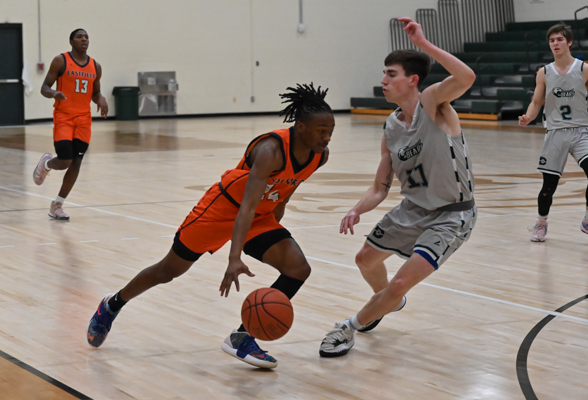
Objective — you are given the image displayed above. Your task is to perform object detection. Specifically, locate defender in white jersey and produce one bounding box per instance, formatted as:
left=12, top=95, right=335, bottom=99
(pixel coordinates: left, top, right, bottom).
left=320, top=17, right=477, bottom=358
left=519, top=22, right=588, bottom=241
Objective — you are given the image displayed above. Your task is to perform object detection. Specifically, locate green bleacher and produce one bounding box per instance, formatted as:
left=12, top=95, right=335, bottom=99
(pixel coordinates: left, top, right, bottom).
left=351, top=18, right=588, bottom=120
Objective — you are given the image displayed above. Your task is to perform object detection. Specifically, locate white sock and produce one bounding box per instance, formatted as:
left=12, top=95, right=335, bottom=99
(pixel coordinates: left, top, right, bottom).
left=55, top=196, right=66, bottom=204
left=585, top=209, right=588, bottom=219
left=44, top=159, right=51, bottom=171
left=538, top=215, right=548, bottom=222
left=347, top=314, right=364, bottom=330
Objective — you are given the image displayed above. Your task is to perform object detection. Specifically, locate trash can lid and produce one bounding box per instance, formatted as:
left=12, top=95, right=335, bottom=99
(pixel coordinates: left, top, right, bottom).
left=112, top=86, right=140, bottom=95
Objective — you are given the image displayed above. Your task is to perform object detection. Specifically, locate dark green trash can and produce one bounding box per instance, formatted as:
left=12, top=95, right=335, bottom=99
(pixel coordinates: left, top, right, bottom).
left=112, top=86, right=140, bottom=120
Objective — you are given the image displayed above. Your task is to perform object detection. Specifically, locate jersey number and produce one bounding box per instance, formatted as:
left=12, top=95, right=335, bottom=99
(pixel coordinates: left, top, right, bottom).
left=75, top=79, right=89, bottom=94
left=262, top=184, right=280, bottom=202
left=406, top=164, right=429, bottom=189
left=560, top=105, right=572, bottom=120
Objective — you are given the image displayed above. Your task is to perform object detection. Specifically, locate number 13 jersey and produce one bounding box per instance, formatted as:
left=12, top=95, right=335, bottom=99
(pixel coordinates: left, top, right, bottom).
left=544, top=58, right=588, bottom=130
left=54, top=52, right=97, bottom=115
left=384, top=102, right=474, bottom=210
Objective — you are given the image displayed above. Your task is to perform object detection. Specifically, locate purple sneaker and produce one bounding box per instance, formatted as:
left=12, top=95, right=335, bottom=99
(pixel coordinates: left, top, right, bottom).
left=87, top=294, right=119, bottom=348
left=33, top=153, right=52, bottom=185
left=582, top=218, right=588, bottom=234
left=221, top=330, right=278, bottom=368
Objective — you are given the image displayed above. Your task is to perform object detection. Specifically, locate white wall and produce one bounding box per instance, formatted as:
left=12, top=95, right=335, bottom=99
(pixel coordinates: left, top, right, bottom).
left=1, top=0, right=438, bottom=120
left=514, top=0, right=588, bottom=23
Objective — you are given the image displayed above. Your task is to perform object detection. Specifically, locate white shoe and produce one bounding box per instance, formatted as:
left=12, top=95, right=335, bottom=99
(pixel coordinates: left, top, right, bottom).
left=319, top=320, right=355, bottom=358
left=530, top=220, right=547, bottom=242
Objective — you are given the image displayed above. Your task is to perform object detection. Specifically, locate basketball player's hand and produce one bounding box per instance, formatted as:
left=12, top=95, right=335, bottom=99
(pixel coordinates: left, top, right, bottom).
left=53, top=91, right=66, bottom=101
left=220, top=259, right=255, bottom=297
left=518, top=114, right=531, bottom=126
left=398, top=17, right=426, bottom=46
left=340, top=210, right=360, bottom=235
left=97, top=97, right=109, bottom=118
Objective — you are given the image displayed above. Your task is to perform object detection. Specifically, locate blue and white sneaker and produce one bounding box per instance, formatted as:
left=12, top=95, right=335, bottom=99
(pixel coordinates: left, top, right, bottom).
left=221, top=330, right=278, bottom=369
left=87, top=294, right=119, bottom=348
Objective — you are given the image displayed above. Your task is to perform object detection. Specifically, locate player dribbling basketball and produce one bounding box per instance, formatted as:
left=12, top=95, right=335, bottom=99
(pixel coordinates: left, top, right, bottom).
left=87, top=83, right=334, bottom=369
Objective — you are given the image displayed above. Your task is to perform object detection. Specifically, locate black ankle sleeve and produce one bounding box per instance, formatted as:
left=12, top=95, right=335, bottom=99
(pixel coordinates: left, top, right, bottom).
left=270, top=274, right=305, bottom=299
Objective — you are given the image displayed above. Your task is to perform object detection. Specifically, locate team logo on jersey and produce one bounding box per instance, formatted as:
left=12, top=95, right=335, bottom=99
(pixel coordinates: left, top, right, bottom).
left=539, top=157, right=547, bottom=165
left=398, top=139, right=423, bottom=161
left=552, top=87, right=575, bottom=98
left=372, top=225, right=385, bottom=239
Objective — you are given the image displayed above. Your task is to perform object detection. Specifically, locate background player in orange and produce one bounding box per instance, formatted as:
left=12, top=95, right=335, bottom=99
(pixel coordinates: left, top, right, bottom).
left=33, top=28, right=108, bottom=220
left=86, top=84, right=334, bottom=369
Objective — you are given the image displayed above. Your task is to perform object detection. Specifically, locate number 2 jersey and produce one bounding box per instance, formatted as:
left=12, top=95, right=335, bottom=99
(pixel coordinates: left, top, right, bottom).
left=384, top=102, right=474, bottom=210
left=218, top=127, right=326, bottom=215
left=54, top=52, right=97, bottom=115
left=544, top=58, right=588, bottom=130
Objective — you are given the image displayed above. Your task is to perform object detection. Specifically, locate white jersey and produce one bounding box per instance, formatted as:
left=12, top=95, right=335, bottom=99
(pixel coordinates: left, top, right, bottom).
left=384, top=102, right=474, bottom=210
left=544, top=58, right=588, bottom=130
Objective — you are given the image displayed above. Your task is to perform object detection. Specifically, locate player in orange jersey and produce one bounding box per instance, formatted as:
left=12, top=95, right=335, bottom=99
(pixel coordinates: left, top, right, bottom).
left=87, top=84, right=334, bottom=369
left=33, top=28, right=108, bottom=220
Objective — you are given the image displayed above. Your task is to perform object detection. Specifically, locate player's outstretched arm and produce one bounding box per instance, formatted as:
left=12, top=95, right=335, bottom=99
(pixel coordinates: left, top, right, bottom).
left=92, top=62, right=108, bottom=118
left=341, top=137, right=393, bottom=235
left=40, top=55, right=66, bottom=101
left=219, top=138, right=284, bottom=297
left=398, top=17, right=476, bottom=104
left=519, top=68, right=545, bottom=126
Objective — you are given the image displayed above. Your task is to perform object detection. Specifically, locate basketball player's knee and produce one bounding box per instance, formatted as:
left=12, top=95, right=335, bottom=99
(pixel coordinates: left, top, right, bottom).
left=387, top=277, right=410, bottom=297
left=355, top=250, right=373, bottom=271
left=290, top=261, right=311, bottom=281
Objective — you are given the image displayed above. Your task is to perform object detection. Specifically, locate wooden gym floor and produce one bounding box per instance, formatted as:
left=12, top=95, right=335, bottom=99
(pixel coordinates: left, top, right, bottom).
left=0, top=114, right=586, bottom=400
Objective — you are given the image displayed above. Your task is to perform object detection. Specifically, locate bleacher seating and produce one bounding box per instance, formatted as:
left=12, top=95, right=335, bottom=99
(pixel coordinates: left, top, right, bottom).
left=351, top=18, right=588, bottom=120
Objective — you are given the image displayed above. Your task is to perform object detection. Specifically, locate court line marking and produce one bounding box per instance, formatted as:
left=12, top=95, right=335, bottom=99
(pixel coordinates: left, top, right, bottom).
left=0, top=186, right=176, bottom=228
left=4, top=184, right=588, bottom=324
left=306, top=256, right=588, bottom=325
left=80, top=240, right=99, bottom=243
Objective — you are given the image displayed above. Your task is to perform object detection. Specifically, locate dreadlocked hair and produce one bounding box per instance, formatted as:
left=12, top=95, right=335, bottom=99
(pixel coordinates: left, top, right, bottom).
left=279, top=83, right=332, bottom=123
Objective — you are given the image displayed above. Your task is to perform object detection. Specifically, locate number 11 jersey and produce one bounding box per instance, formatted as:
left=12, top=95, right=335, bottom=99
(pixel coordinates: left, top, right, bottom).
left=384, top=102, right=474, bottom=210
left=54, top=52, right=97, bottom=115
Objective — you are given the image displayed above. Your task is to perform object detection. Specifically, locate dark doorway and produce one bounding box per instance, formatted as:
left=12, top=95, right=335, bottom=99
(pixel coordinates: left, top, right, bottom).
left=0, top=24, right=24, bottom=126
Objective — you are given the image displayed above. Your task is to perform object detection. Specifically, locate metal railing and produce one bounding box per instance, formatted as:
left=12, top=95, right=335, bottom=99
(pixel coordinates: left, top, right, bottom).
left=390, top=0, right=514, bottom=52
left=439, top=0, right=463, bottom=53
left=574, top=6, right=588, bottom=50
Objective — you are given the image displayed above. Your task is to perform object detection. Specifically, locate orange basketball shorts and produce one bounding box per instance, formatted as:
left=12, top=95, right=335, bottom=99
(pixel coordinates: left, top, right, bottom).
left=173, top=183, right=290, bottom=262
left=53, top=111, right=92, bottom=143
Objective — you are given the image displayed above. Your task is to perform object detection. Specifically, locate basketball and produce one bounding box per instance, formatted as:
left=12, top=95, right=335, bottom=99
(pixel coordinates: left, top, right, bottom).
left=241, top=288, right=294, bottom=341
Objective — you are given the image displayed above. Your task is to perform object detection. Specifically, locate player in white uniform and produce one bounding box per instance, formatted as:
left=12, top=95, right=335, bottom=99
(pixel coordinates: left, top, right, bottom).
left=319, top=18, right=477, bottom=357
left=519, top=22, right=588, bottom=241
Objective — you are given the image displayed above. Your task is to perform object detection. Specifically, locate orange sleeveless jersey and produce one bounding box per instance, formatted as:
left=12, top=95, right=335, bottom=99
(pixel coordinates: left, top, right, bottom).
left=54, top=52, right=97, bottom=114
left=219, top=127, right=326, bottom=215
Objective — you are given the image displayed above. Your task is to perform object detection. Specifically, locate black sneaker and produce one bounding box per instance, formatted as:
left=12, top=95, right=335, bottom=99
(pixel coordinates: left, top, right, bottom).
left=358, top=295, right=406, bottom=333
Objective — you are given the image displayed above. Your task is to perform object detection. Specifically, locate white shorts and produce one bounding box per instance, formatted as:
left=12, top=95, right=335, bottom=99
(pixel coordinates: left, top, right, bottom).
left=538, top=127, right=588, bottom=177
left=366, top=199, right=477, bottom=269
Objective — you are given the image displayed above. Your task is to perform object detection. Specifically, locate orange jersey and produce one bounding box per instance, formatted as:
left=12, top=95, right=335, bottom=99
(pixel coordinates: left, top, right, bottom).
left=219, top=127, right=326, bottom=215
left=54, top=52, right=97, bottom=114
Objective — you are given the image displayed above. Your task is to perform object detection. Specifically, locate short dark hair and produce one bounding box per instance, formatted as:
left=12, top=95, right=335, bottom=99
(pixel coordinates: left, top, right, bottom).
left=384, top=50, right=431, bottom=90
left=69, top=28, right=87, bottom=41
left=279, top=83, right=332, bottom=123
left=546, top=22, right=573, bottom=43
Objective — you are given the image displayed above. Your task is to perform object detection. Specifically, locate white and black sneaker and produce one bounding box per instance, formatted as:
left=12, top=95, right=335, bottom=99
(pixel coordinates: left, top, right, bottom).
left=319, top=320, right=355, bottom=358
left=358, top=295, right=407, bottom=333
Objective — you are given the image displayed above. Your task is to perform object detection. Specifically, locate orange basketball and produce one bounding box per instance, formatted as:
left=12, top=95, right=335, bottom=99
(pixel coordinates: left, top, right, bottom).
left=241, top=288, right=294, bottom=341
